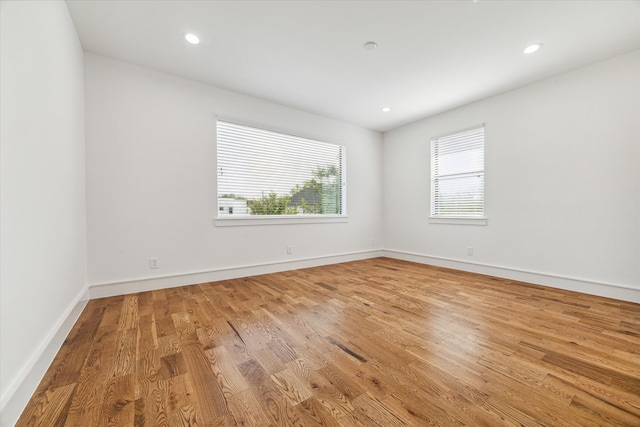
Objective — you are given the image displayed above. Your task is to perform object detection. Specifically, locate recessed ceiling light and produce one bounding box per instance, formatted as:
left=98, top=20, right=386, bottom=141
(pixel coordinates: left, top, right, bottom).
left=184, top=33, right=200, bottom=45
left=382, top=107, right=391, bottom=112
left=363, top=41, right=378, bottom=51
left=524, top=43, right=542, bottom=54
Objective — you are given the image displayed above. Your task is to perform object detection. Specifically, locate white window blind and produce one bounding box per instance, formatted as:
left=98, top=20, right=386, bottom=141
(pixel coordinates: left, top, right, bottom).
left=217, top=120, right=346, bottom=218
left=431, top=126, right=484, bottom=218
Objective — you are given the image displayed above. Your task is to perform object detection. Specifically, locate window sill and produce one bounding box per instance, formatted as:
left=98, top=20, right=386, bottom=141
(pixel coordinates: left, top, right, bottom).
left=428, top=217, right=488, bottom=226
left=215, top=215, right=349, bottom=227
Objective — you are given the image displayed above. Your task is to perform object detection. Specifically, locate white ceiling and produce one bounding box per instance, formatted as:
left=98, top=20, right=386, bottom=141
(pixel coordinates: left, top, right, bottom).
left=66, top=0, right=640, bottom=132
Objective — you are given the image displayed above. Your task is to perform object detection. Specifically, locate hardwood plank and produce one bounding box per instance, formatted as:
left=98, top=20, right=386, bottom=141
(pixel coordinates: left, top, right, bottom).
left=252, top=347, right=288, bottom=375
left=351, top=393, right=408, bottom=427
left=271, top=368, right=313, bottom=405
left=117, top=294, right=139, bottom=330
left=287, top=358, right=356, bottom=420
left=203, top=346, right=249, bottom=397
left=109, top=327, right=138, bottom=378
left=227, top=389, right=271, bottom=426
left=17, top=384, right=76, bottom=427
left=101, top=373, right=135, bottom=426
left=295, top=396, right=342, bottom=427
left=237, top=358, right=295, bottom=425
left=180, top=344, right=228, bottom=423
left=67, top=329, right=117, bottom=411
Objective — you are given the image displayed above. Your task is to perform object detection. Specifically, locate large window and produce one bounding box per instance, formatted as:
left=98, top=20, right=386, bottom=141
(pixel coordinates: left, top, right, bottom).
left=217, top=120, right=346, bottom=219
left=430, top=126, right=484, bottom=218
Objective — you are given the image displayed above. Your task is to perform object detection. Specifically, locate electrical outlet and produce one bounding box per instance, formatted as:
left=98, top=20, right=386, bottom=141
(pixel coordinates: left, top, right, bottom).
left=466, top=247, right=474, bottom=256
left=149, top=257, right=159, bottom=269
left=287, top=246, right=293, bottom=255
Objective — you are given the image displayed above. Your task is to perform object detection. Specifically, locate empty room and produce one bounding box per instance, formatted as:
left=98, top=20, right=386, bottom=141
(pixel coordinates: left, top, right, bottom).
left=1, top=0, right=639, bottom=426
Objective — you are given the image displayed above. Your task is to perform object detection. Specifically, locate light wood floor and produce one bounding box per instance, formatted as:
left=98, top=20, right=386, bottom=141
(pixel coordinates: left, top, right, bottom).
left=16, top=258, right=640, bottom=426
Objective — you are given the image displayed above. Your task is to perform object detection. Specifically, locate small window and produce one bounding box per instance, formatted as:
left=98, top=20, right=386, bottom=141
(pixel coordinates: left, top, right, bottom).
left=430, top=126, right=484, bottom=218
left=217, top=120, right=346, bottom=220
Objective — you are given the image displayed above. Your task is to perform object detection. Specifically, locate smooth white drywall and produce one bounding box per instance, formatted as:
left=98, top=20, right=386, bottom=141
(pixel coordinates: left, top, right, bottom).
left=0, top=1, right=87, bottom=423
left=85, top=54, right=383, bottom=286
left=383, top=50, right=640, bottom=296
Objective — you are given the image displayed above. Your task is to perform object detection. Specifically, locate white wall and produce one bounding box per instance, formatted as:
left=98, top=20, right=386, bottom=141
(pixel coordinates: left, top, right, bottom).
left=383, top=50, right=640, bottom=301
left=1, top=7, right=636, bottom=421
left=0, top=1, right=87, bottom=424
left=85, top=54, right=383, bottom=293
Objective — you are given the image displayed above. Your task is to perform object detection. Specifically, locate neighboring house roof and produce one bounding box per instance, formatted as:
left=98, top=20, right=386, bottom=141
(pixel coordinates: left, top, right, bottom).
left=289, top=187, right=321, bottom=207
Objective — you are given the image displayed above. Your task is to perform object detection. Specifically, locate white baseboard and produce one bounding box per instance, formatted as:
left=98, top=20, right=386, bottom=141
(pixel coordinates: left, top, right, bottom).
left=89, top=249, right=384, bottom=299
left=0, top=286, right=89, bottom=427
left=90, top=248, right=639, bottom=302
left=383, top=249, right=640, bottom=303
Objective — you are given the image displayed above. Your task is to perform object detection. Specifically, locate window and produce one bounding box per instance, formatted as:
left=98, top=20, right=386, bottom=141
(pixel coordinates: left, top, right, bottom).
left=217, top=120, right=346, bottom=221
left=430, top=126, right=484, bottom=219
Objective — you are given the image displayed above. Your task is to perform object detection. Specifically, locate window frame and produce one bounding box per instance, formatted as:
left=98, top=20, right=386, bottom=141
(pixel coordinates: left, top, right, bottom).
left=429, top=125, right=487, bottom=226
left=215, top=118, right=348, bottom=227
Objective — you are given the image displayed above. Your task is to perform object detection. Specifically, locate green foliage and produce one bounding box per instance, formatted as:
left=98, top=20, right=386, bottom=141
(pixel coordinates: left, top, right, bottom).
left=220, top=194, right=246, bottom=200
left=247, top=192, right=297, bottom=215
left=313, top=165, right=338, bottom=179
left=244, top=165, right=341, bottom=216
left=288, top=165, right=341, bottom=214
left=302, top=178, right=320, bottom=192
left=298, top=197, right=320, bottom=214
